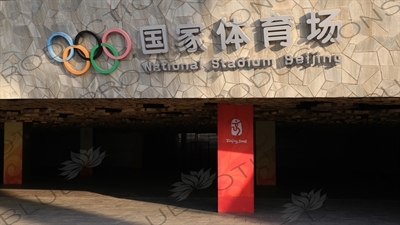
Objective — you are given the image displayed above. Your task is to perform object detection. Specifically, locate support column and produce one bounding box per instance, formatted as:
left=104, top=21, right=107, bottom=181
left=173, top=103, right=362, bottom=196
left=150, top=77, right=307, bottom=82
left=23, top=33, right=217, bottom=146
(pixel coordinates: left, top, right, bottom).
left=181, top=133, right=186, bottom=169
left=217, top=104, right=254, bottom=213
left=3, top=122, right=23, bottom=184
left=255, top=121, right=276, bottom=185
left=22, top=123, right=32, bottom=183
left=132, top=133, right=143, bottom=168
left=80, top=127, right=93, bottom=176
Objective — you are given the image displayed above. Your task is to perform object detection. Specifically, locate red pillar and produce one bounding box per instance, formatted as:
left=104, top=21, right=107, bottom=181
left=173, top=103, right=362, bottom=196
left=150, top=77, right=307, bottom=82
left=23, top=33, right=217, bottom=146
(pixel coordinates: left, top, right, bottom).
left=3, top=122, right=23, bottom=184
left=217, top=104, right=254, bottom=213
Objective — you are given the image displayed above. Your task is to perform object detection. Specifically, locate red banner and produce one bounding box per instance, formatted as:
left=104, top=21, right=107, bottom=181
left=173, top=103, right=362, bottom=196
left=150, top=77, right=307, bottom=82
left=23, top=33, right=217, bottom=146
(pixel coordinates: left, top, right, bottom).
left=218, top=104, right=254, bottom=213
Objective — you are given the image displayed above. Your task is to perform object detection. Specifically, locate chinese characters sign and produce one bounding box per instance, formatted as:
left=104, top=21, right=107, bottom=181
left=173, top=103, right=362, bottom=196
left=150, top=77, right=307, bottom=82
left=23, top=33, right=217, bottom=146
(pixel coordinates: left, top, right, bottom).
left=140, top=25, right=169, bottom=54
left=261, top=13, right=294, bottom=47
left=139, top=9, right=342, bottom=55
left=307, top=9, right=342, bottom=43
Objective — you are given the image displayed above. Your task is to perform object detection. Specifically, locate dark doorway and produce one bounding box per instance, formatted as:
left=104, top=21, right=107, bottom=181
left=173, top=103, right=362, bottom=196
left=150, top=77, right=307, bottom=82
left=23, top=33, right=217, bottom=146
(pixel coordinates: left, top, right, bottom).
left=274, top=123, right=400, bottom=200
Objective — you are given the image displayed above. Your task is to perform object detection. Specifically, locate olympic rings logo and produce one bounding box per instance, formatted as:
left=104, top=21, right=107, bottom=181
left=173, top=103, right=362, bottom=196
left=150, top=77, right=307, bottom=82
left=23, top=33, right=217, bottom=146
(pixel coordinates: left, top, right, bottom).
left=47, top=28, right=132, bottom=75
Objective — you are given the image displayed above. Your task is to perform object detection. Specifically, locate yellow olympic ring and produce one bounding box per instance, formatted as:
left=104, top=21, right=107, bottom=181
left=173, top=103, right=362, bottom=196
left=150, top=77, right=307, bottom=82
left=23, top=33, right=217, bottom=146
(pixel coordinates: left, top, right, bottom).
left=62, top=45, right=91, bottom=75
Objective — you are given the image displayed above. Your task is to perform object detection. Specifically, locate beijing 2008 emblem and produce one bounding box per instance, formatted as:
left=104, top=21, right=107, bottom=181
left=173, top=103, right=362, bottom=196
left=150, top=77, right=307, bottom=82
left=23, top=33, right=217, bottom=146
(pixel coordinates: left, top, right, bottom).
left=231, top=119, right=243, bottom=137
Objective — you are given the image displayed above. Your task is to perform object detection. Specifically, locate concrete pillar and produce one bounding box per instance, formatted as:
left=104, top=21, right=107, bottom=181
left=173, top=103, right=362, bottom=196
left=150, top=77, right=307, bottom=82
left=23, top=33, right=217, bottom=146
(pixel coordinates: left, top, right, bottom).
left=255, top=121, right=276, bottom=185
left=132, top=133, right=143, bottom=168
left=80, top=127, right=93, bottom=176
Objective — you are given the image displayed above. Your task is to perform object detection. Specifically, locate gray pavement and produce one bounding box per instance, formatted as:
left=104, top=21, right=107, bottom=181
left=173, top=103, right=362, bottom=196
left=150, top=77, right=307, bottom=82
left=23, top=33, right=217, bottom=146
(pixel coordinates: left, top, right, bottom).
left=1, top=187, right=399, bottom=225
left=1, top=169, right=399, bottom=225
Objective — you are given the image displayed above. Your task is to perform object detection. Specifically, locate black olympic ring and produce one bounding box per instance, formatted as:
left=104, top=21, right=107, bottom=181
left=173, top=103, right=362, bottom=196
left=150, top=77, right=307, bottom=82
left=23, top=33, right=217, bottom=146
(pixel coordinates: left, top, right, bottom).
left=73, top=30, right=103, bottom=60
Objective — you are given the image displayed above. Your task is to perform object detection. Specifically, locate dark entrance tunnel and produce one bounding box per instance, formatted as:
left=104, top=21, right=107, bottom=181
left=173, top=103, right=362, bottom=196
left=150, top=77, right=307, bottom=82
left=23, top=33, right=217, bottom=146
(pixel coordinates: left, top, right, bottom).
left=274, top=123, right=400, bottom=201
left=2, top=122, right=398, bottom=201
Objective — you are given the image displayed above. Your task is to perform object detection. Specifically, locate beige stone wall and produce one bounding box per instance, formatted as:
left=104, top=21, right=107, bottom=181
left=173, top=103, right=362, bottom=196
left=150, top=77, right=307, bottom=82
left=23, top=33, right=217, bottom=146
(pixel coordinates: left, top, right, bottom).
left=0, top=0, right=399, bottom=99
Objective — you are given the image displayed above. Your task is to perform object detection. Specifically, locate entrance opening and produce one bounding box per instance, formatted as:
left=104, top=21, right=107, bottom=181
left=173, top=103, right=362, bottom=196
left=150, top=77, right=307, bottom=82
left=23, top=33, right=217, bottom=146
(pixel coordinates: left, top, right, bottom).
left=271, top=123, right=400, bottom=201
left=2, top=121, right=399, bottom=203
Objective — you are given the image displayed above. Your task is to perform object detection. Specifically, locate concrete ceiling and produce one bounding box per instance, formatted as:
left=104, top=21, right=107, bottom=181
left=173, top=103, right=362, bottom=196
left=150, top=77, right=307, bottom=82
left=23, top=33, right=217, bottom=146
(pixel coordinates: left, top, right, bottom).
left=1, top=98, right=399, bottom=129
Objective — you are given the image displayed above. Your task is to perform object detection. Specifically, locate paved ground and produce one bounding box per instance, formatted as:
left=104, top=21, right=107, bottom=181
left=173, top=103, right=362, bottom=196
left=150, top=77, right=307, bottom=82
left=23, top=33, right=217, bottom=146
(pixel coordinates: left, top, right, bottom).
left=1, top=170, right=399, bottom=225
left=1, top=188, right=399, bottom=225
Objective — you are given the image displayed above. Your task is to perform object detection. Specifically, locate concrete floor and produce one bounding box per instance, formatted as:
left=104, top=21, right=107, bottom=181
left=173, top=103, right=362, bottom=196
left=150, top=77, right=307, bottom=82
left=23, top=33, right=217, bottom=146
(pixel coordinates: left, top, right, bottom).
left=1, top=189, right=399, bottom=225
left=1, top=173, right=399, bottom=225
